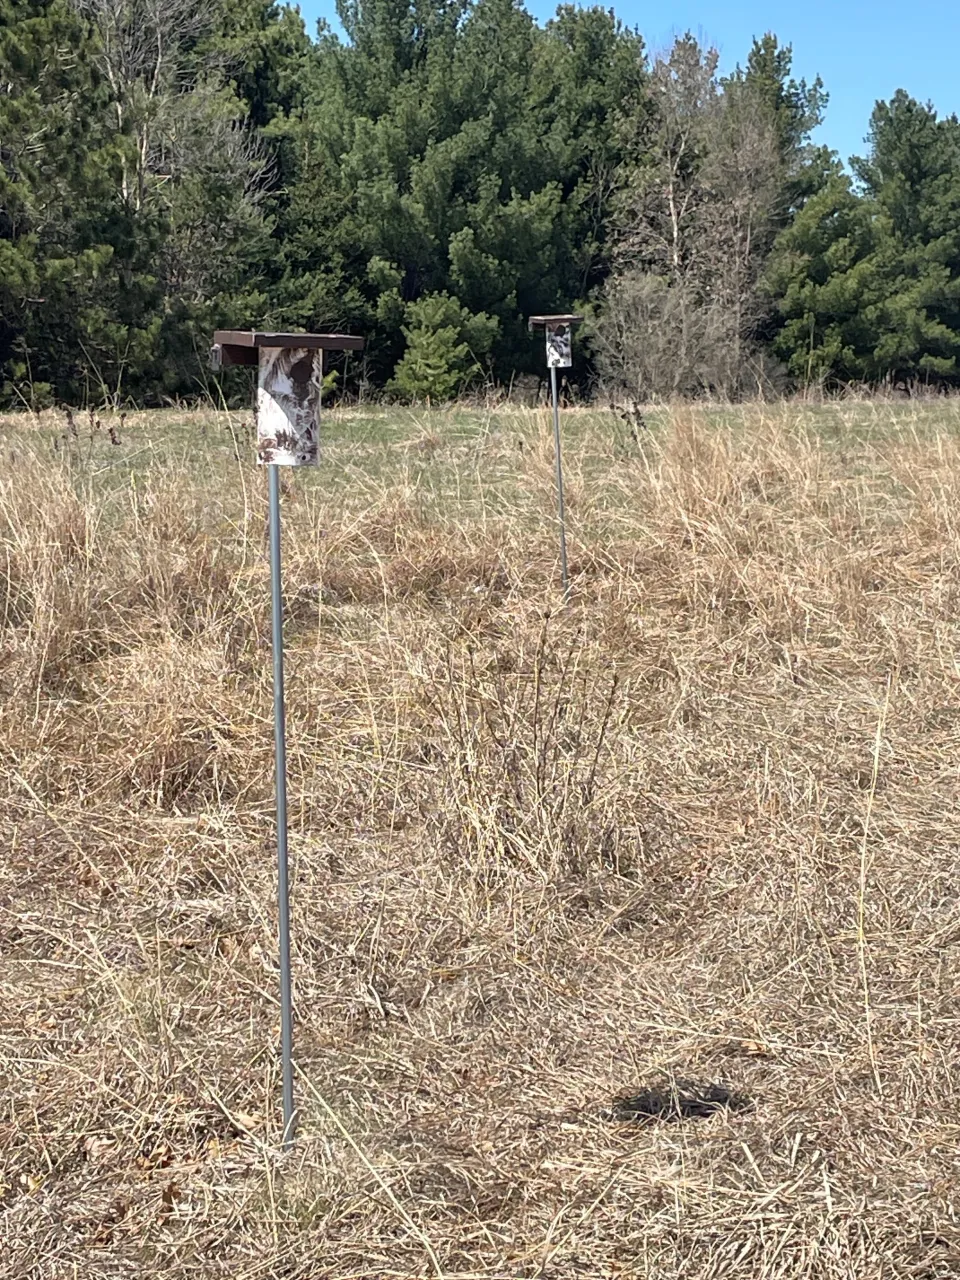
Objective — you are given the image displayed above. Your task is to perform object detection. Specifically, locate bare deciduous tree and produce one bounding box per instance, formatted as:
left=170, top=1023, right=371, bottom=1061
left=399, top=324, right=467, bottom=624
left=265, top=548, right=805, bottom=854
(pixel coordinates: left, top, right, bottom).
left=597, top=35, right=786, bottom=401
left=72, top=0, right=269, bottom=300
left=616, top=37, right=720, bottom=280
left=700, top=81, right=782, bottom=393
left=73, top=0, right=211, bottom=209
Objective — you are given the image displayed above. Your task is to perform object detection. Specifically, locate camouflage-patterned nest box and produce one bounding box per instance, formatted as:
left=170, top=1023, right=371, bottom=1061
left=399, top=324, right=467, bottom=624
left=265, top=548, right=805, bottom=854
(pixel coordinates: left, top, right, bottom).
left=527, top=314, right=583, bottom=369
left=211, top=330, right=365, bottom=467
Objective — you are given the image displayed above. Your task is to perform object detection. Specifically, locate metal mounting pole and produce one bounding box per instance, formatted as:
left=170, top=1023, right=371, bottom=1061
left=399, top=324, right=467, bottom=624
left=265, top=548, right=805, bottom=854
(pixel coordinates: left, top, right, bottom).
left=268, top=463, right=295, bottom=1148
left=550, top=364, right=570, bottom=599
left=212, top=330, right=366, bottom=1152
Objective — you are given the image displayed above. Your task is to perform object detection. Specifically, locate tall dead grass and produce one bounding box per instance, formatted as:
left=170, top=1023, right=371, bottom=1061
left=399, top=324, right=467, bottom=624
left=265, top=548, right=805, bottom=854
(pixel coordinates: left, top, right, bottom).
left=2, top=401, right=960, bottom=1277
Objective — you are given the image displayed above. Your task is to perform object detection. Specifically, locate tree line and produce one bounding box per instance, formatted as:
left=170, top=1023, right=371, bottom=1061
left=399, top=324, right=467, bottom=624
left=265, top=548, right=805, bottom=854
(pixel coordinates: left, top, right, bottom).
left=2, top=0, right=959, bottom=406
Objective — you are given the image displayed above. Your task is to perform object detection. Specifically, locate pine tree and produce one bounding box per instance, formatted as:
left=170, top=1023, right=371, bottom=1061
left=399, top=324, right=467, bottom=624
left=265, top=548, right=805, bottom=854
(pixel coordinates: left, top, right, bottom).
left=0, top=0, right=118, bottom=403
left=388, top=291, right=497, bottom=400
left=767, top=92, right=960, bottom=388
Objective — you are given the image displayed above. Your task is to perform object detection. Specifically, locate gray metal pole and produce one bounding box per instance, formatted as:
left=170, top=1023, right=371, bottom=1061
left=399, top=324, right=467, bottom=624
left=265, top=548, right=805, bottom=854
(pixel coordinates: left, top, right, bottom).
left=550, top=364, right=570, bottom=599
left=268, top=464, right=296, bottom=1148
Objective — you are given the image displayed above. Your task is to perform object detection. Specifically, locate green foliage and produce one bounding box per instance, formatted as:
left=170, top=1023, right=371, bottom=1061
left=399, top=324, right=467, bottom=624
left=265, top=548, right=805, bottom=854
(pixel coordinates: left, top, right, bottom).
left=1, top=0, right=958, bottom=402
left=258, top=0, right=646, bottom=386
left=765, top=177, right=878, bottom=383
left=0, top=0, right=285, bottom=405
left=725, top=33, right=830, bottom=197
left=388, top=292, right=498, bottom=400
left=0, top=0, right=120, bottom=404
left=768, top=92, right=960, bottom=387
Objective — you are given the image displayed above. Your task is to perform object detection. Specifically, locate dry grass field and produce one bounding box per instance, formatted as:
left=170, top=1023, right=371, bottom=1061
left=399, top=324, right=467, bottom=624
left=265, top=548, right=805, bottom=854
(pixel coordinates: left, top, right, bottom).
left=3, top=398, right=960, bottom=1278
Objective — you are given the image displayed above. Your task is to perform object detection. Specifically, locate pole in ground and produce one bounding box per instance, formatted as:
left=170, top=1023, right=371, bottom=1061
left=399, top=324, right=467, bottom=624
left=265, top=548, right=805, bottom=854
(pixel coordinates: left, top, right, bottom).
left=527, top=315, right=583, bottom=600
left=211, top=329, right=365, bottom=1147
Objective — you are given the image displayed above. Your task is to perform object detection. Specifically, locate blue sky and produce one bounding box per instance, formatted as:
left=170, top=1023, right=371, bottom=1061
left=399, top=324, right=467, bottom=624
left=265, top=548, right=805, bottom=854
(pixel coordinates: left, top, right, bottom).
left=293, top=0, right=960, bottom=168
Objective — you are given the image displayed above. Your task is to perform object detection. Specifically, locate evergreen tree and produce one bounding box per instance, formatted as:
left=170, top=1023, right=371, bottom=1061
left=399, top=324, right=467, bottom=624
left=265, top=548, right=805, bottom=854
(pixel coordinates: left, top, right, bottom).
left=765, top=176, right=879, bottom=385
left=768, top=92, right=960, bottom=388
left=387, top=291, right=497, bottom=399
left=268, top=0, right=645, bottom=387
left=0, top=0, right=118, bottom=403
left=4, top=0, right=956, bottom=403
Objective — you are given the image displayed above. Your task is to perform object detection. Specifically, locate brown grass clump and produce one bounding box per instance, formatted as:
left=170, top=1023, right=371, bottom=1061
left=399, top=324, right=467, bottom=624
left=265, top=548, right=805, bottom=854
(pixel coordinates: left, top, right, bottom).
left=2, top=400, right=960, bottom=1277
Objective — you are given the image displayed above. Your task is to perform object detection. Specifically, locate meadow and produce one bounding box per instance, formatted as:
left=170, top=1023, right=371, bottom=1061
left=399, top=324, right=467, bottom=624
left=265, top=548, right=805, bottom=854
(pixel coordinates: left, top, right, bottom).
left=2, top=398, right=960, bottom=1278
